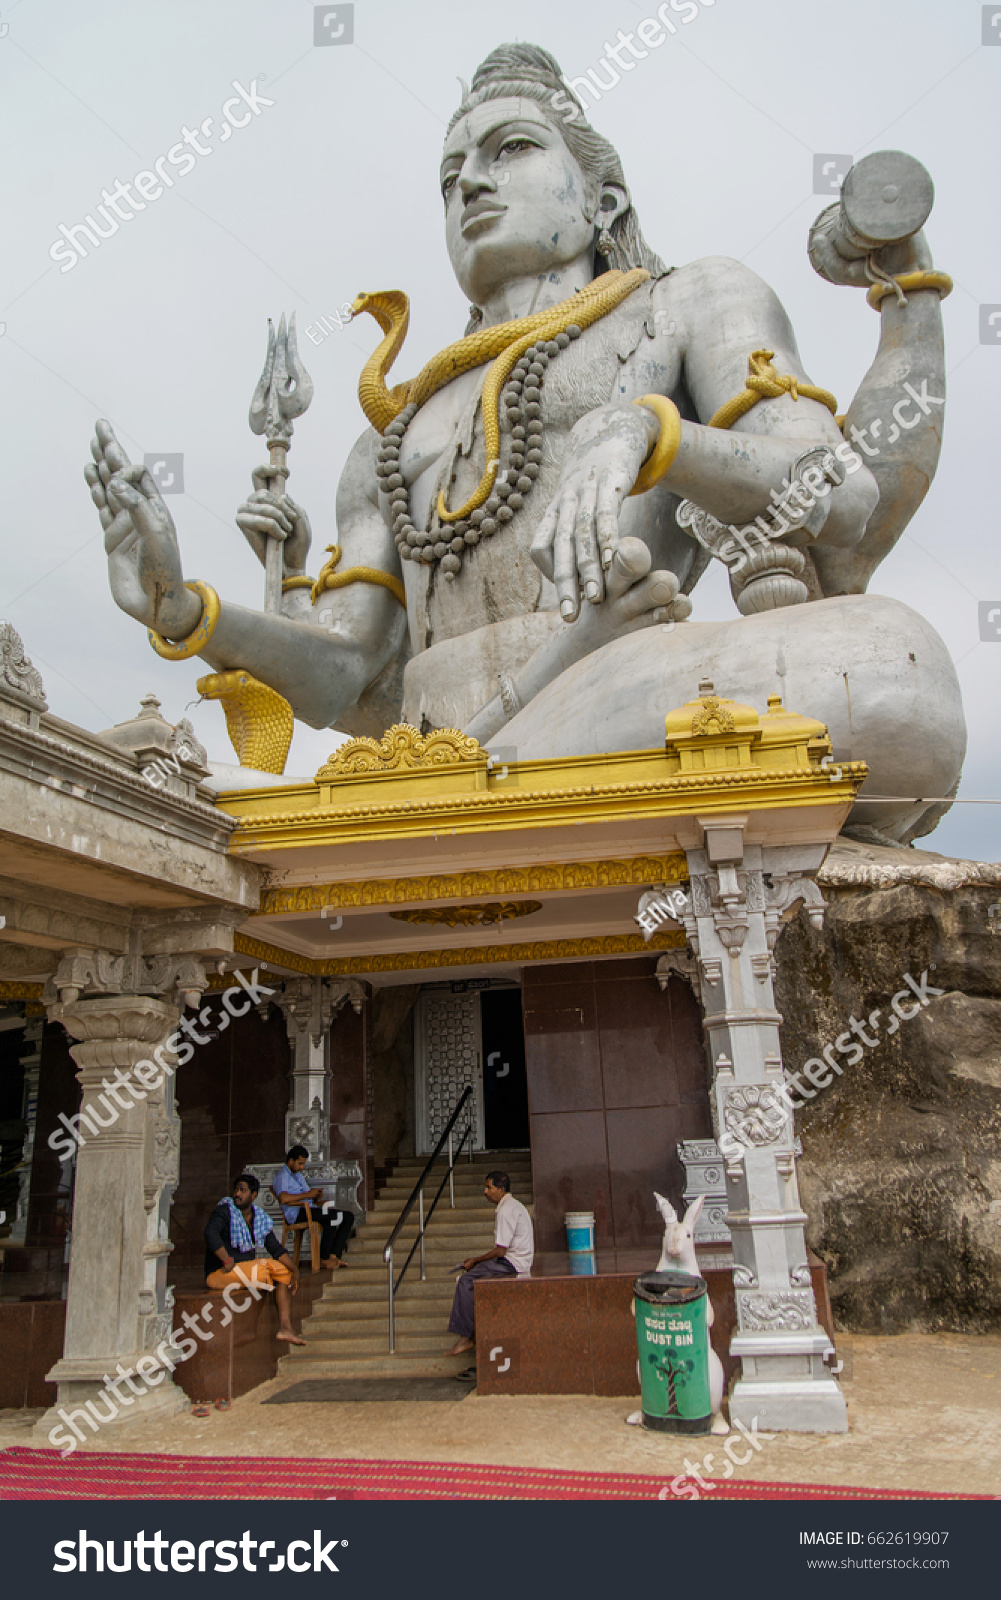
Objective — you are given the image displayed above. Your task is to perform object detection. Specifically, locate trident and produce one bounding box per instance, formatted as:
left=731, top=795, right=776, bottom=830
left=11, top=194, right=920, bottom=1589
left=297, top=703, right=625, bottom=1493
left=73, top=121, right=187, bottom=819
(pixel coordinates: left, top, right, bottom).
left=248, top=312, right=314, bottom=612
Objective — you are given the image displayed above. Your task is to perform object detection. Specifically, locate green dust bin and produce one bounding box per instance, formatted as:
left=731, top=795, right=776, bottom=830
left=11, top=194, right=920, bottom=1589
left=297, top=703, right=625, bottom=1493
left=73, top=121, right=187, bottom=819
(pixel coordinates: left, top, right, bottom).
left=633, top=1270, right=712, bottom=1434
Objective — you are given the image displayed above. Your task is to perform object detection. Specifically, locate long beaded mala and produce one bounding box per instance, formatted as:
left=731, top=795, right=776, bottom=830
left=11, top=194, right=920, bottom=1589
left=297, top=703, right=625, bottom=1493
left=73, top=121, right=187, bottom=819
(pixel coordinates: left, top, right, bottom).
left=374, top=324, right=583, bottom=580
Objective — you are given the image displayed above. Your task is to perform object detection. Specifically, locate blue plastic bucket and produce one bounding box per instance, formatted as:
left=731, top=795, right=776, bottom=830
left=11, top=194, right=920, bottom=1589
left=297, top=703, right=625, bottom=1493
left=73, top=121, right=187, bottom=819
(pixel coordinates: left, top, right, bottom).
left=565, top=1211, right=596, bottom=1253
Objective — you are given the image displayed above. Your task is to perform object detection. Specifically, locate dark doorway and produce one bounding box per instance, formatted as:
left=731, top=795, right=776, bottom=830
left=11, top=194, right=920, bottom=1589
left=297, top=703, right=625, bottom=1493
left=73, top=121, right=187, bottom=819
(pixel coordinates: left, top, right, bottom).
left=521, top=958, right=713, bottom=1251
left=481, top=989, right=530, bottom=1149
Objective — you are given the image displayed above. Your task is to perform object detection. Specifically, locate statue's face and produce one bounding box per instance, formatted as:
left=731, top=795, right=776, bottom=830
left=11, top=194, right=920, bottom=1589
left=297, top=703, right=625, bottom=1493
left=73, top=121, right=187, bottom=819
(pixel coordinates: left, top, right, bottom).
left=441, top=97, right=594, bottom=304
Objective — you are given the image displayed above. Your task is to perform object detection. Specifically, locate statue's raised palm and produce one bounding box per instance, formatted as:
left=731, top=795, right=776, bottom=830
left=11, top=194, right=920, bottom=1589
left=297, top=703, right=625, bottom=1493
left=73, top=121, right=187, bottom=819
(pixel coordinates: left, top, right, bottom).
left=85, top=420, right=200, bottom=640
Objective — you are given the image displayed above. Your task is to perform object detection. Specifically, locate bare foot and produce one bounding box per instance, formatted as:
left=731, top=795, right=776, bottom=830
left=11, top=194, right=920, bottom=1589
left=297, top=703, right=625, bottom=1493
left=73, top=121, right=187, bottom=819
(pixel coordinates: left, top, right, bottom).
left=276, top=1330, right=307, bottom=1345
left=322, top=1258, right=346, bottom=1270
left=448, top=1337, right=475, bottom=1356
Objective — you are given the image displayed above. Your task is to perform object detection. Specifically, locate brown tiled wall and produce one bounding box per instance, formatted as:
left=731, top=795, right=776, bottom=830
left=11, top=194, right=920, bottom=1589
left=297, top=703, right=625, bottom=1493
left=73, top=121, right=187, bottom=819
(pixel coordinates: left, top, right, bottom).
left=169, top=1006, right=291, bottom=1275
left=0, top=1300, right=65, bottom=1407
left=522, top=958, right=712, bottom=1252
left=0, top=1279, right=330, bottom=1408
left=170, top=998, right=369, bottom=1278
left=329, top=1003, right=369, bottom=1208
left=474, top=1262, right=834, bottom=1396
left=171, top=1275, right=326, bottom=1403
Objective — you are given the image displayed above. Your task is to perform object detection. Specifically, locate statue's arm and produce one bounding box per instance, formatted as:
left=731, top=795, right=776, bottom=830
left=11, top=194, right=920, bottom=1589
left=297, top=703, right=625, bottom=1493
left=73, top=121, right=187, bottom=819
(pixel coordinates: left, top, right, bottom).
left=665, top=257, right=877, bottom=544
left=530, top=261, right=878, bottom=619
left=806, top=230, right=945, bottom=595
left=194, top=430, right=407, bottom=727
left=92, top=421, right=407, bottom=730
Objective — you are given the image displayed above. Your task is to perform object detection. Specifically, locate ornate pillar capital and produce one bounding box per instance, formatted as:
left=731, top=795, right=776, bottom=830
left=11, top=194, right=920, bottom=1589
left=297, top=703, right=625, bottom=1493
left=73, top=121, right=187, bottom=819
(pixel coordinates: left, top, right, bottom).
left=762, top=872, right=826, bottom=951
left=654, top=947, right=702, bottom=1002
left=44, top=946, right=207, bottom=1010
left=47, top=991, right=177, bottom=1061
left=274, top=975, right=314, bottom=1038
left=275, top=975, right=367, bottom=1044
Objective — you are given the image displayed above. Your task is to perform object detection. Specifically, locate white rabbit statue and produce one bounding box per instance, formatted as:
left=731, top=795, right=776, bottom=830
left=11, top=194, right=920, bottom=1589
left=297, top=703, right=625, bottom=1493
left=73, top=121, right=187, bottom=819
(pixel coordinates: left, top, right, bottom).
left=626, top=1192, right=729, bottom=1434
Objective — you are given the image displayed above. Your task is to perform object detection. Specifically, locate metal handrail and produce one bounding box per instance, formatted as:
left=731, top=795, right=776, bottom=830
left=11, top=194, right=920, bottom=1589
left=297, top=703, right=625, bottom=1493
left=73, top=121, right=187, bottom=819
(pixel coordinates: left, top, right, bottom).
left=383, top=1084, right=474, bottom=1353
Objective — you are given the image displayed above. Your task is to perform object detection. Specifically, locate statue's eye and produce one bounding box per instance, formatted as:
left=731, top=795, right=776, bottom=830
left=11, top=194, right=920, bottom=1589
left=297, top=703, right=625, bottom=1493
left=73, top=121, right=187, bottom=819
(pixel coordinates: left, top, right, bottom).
left=498, top=138, right=535, bottom=157
left=442, top=172, right=458, bottom=200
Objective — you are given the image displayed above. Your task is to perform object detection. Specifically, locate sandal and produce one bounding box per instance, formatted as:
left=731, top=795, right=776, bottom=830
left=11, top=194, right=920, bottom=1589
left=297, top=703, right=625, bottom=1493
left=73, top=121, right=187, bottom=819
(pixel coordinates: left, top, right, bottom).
left=214, top=1397, right=232, bottom=1412
left=191, top=1403, right=211, bottom=1418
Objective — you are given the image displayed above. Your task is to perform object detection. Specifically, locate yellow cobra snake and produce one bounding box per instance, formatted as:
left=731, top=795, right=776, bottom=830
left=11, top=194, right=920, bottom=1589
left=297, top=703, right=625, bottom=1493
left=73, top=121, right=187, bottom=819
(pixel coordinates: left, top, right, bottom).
left=195, top=670, right=293, bottom=776
left=350, top=268, right=651, bottom=523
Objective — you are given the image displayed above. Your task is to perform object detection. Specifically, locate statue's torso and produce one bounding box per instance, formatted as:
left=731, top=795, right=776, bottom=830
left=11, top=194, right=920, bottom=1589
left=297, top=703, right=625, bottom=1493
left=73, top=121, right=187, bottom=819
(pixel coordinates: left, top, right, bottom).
left=390, top=277, right=694, bottom=652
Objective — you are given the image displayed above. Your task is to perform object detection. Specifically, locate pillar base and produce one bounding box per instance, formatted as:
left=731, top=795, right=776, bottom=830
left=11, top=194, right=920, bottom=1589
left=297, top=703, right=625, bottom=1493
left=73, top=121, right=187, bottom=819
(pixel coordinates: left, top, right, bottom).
left=729, top=1375, right=848, bottom=1434
left=729, top=1329, right=848, bottom=1433
left=33, top=1358, right=188, bottom=1450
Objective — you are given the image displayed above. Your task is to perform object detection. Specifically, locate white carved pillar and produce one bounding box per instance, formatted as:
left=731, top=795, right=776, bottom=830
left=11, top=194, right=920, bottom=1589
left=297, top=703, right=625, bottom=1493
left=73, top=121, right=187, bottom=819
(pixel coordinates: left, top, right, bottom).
left=260, top=978, right=368, bottom=1238
left=272, top=977, right=367, bottom=1157
left=34, top=949, right=205, bottom=1438
left=683, top=825, right=847, bottom=1434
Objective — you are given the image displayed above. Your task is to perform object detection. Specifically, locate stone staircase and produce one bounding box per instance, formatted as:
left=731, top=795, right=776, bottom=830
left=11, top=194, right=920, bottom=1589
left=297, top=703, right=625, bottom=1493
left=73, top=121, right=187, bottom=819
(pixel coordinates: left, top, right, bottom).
left=278, top=1150, right=533, bottom=1378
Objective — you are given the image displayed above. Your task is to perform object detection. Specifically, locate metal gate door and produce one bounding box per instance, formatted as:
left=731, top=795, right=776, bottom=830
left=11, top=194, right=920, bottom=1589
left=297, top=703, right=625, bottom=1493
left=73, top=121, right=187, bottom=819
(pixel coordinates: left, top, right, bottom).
left=415, top=989, right=484, bottom=1155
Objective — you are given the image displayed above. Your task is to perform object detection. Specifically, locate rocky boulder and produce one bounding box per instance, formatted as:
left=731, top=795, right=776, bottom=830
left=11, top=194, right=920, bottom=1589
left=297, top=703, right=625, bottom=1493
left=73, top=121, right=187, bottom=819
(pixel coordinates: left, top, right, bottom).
left=773, top=838, right=1001, bottom=1332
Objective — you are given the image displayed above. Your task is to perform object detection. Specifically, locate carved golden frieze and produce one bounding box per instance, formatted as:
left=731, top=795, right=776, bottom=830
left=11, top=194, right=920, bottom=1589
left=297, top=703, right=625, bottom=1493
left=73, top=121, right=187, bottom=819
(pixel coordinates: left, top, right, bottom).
left=389, top=900, right=542, bottom=929
left=0, top=980, right=44, bottom=1002
left=232, top=933, right=316, bottom=975
left=257, top=853, right=688, bottom=915
left=315, top=723, right=483, bottom=780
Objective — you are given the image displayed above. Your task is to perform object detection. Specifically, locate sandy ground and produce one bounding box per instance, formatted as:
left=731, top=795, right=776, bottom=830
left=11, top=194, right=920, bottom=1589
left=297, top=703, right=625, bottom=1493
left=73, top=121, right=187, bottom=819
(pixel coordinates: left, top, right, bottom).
left=2, top=1334, right=999, bottom=1496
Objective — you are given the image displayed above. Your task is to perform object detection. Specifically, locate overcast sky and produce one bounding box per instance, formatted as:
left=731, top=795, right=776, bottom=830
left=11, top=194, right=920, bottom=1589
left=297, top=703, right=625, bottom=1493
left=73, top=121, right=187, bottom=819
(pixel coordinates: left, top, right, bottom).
left=1, top=0, right=998, bottom=858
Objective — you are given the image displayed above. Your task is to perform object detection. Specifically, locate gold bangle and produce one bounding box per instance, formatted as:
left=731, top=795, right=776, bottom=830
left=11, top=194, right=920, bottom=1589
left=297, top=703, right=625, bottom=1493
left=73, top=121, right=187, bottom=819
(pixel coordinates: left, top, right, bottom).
left=310, top=543, right=407, bottom=608
left=707, top=349, right=838, bottom=431
left=148, top=580, right=221, bottom=661
left=866, top=270, right=953, bottom=311
left=629, top=394, right=683, bottom=495
left=281, top=574, right=315, bottom=593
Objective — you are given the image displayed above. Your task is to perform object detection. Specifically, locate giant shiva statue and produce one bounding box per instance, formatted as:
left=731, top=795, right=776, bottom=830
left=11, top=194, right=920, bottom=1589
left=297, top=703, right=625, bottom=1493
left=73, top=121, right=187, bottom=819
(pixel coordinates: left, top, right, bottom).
left=86, top=43, right=963, bottom=842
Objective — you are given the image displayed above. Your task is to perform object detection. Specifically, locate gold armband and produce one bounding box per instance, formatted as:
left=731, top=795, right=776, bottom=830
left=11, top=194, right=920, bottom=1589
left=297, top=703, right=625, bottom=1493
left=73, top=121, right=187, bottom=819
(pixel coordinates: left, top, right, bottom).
left=281, top=574, right=315, bottom=593
left=629, top=395, right=683, bottom=495
left=708, top=349, right=838, bottom=431
left=148, top=580, right=221, bottom=661
left=310, top=544, right=407, bottom=608
left=866, top=269, right=953, bottom=311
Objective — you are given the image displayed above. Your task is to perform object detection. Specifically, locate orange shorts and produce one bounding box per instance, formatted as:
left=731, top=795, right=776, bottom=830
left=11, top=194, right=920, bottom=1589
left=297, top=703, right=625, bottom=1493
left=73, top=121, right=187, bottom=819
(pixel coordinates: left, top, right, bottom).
left=206, top=1259, right=292, bottom=1291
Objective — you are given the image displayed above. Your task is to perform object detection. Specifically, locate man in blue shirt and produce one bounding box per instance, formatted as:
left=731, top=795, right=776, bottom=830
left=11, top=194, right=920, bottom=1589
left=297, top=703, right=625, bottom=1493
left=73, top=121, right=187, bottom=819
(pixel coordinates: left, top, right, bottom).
left=272, top=1144, right=353, bottom=1269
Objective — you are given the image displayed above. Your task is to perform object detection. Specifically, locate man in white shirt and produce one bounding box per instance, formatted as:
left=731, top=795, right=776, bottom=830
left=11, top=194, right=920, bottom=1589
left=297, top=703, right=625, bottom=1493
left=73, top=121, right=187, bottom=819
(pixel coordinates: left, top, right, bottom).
left=447, top=1171, right=534, bottom=1356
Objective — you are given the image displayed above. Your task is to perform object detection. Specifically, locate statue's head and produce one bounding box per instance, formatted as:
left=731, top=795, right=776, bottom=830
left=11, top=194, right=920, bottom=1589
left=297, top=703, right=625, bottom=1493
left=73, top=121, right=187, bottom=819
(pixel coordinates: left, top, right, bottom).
left=443, top=43, right=666, bottom=310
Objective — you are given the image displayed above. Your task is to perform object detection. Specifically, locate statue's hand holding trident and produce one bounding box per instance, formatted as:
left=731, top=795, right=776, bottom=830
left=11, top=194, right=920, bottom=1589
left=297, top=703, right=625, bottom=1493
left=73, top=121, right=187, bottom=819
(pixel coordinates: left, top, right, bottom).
left=237, top=312, right=315, bottom=613
left=87, top=314, right=317, bottom=651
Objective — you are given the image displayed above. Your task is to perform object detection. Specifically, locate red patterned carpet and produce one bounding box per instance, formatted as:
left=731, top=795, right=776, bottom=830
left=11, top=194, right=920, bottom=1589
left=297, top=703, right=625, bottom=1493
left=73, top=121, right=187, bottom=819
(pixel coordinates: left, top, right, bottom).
left=0, top=1448, right=982, bottom=1500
